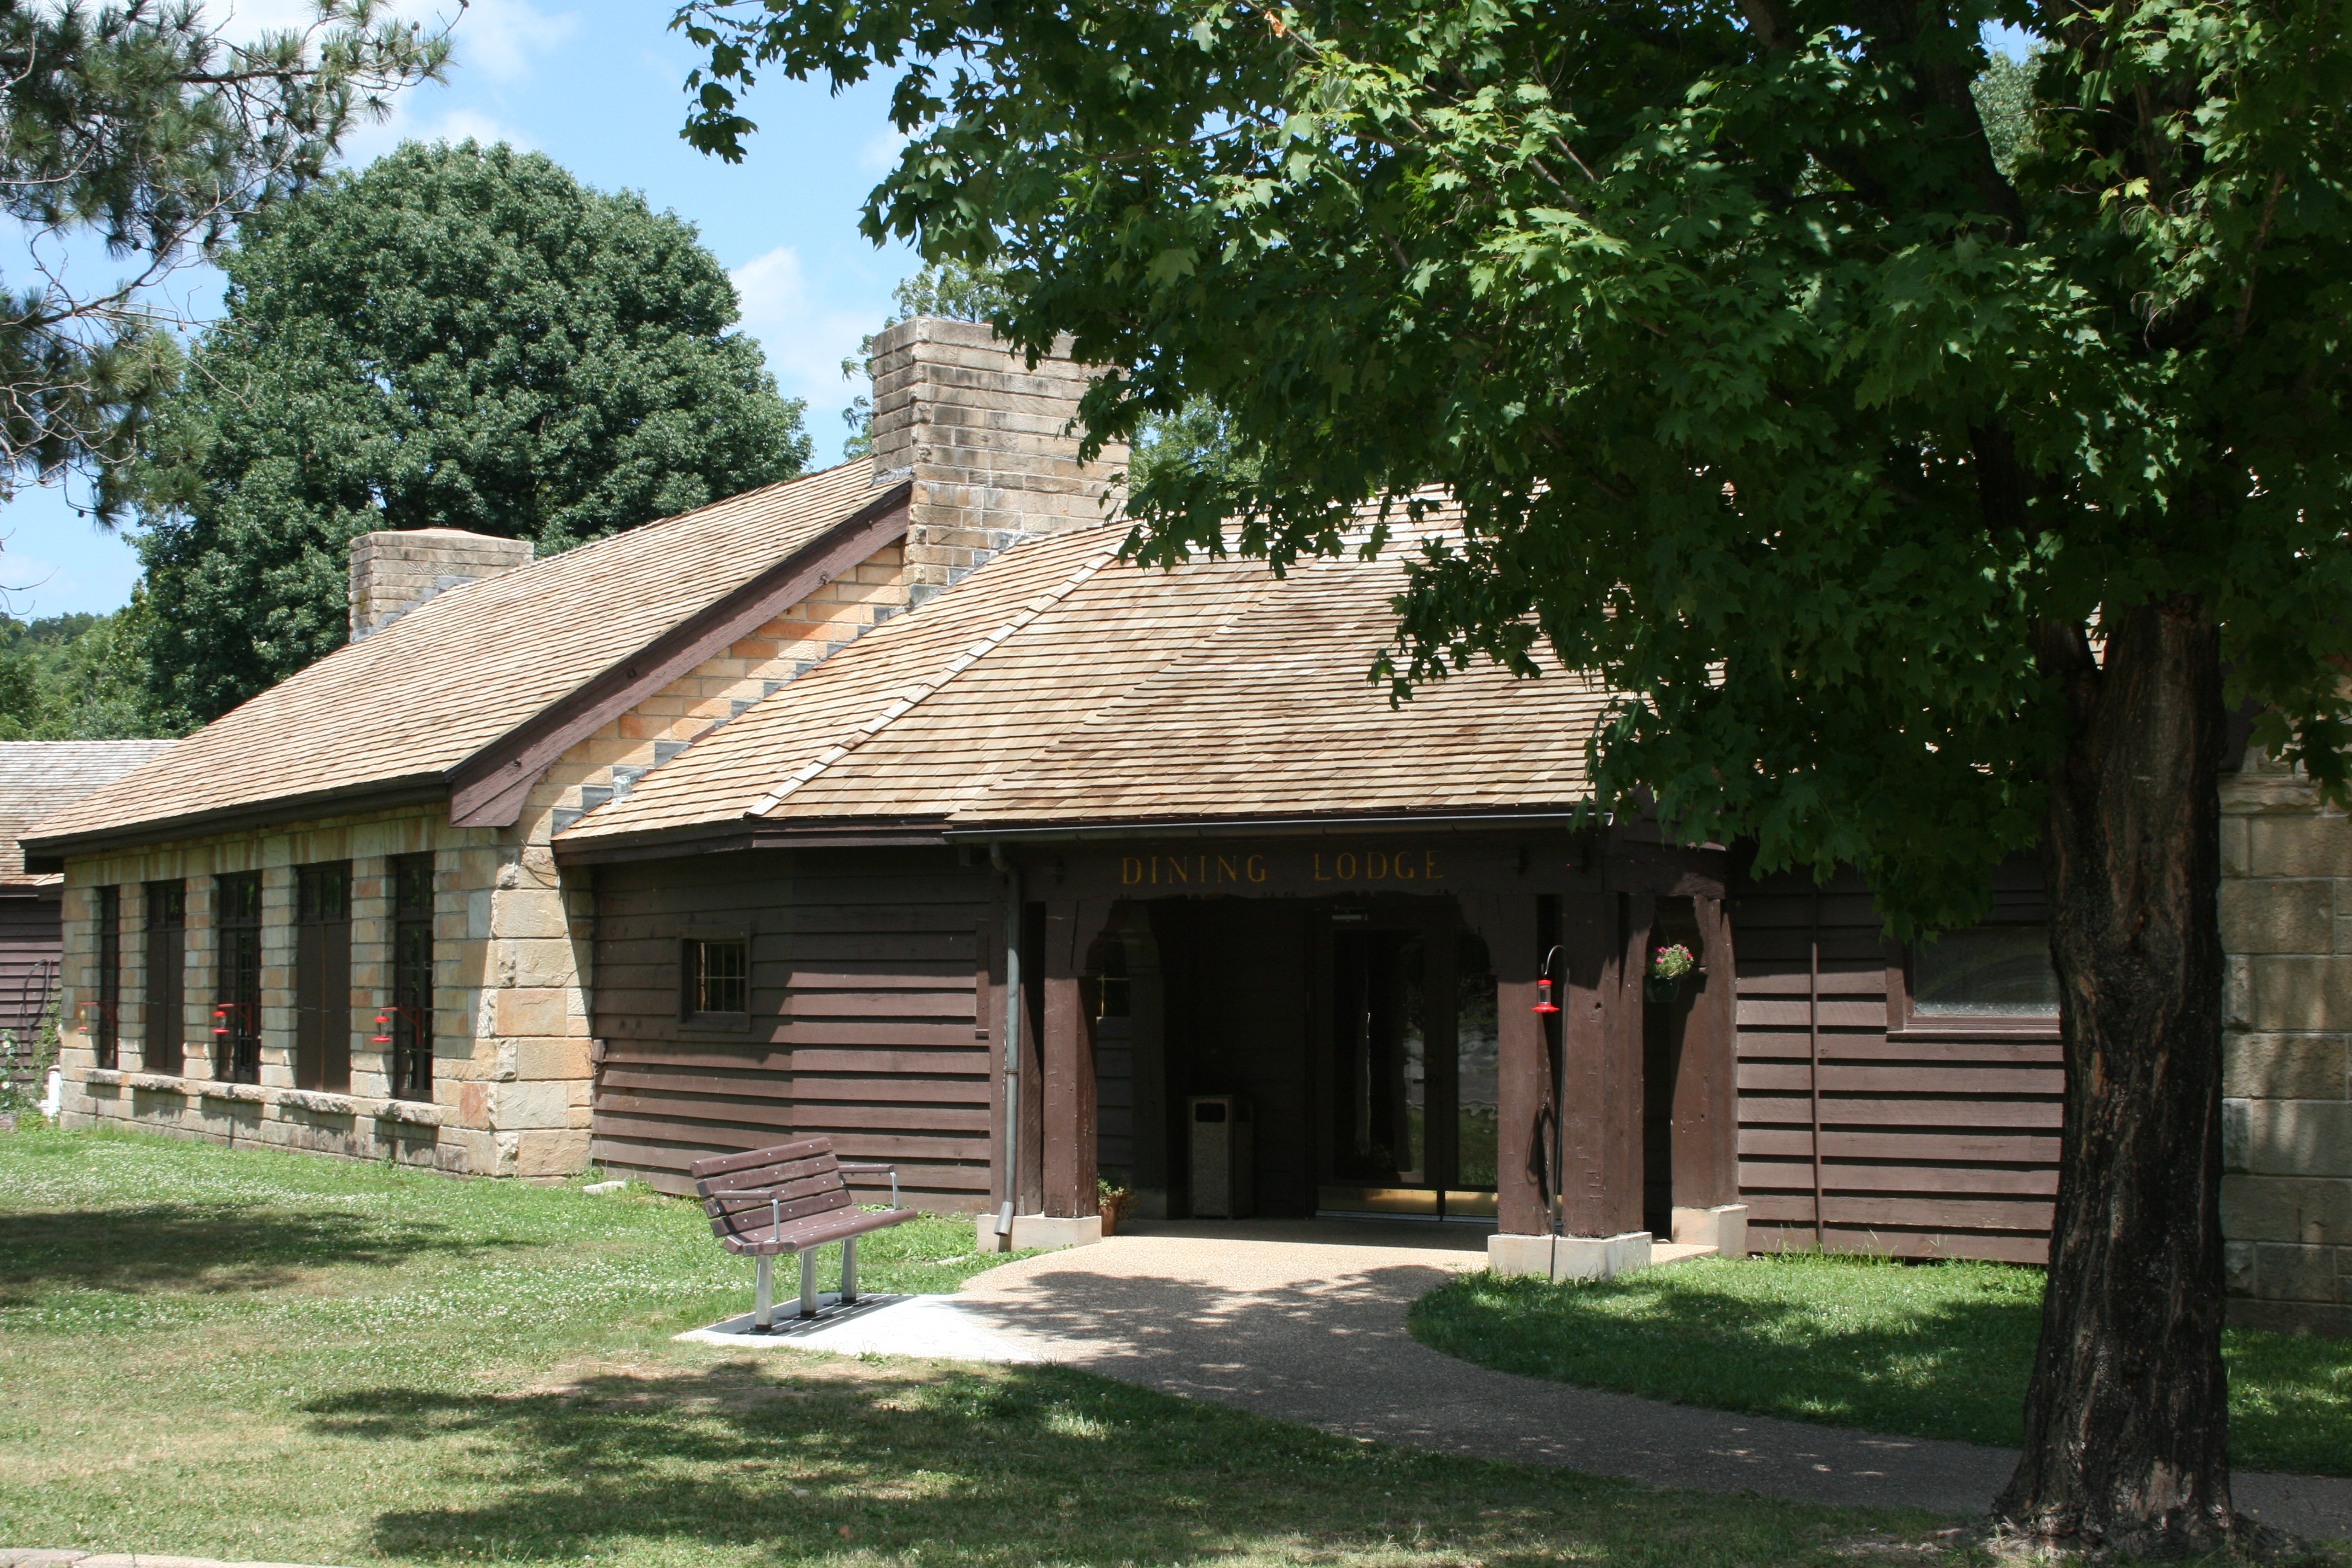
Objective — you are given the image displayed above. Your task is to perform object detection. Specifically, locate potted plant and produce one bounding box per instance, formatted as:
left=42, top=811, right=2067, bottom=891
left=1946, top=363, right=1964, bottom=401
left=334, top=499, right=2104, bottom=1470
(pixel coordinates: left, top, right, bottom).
left=1098, top=1174, right=1133, bottom=1235
left=1647, top=943, right=1697, bottom=1004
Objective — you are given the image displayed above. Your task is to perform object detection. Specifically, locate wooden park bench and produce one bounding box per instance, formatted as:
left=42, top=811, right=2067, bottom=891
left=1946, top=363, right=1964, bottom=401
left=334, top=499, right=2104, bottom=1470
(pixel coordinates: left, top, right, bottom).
left=691, top=1137, right=919, bottom=1331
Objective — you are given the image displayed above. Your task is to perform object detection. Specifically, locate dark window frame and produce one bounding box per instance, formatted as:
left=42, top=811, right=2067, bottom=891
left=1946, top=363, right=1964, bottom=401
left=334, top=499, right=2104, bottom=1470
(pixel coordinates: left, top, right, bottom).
left=1886, top=926, right=2063, bottom=1041
left=143, top=881, right=186, bottom=1076
left=293, top=861, right=353, bottom=1093
left=387, top=853, right=436, bottom=1103
left=214, top=872, right=264, bottom=1083
left=92, top=886, right=120, bottom=1069
left=679, top=928, right=753, bottom=1030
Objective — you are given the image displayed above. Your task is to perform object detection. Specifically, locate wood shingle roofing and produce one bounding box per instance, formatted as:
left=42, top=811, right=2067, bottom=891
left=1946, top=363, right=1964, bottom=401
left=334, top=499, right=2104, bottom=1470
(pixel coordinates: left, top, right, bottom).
left=24, top=462, right=898, bottom=858
left=0, top=742, right=181, bottom=885
left=559, top=511, right=1615, bottom=850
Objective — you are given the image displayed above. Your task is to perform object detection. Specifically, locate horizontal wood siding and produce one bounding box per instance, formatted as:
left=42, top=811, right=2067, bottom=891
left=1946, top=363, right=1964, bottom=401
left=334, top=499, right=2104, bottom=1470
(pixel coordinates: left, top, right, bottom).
left=1731, top=864, right=2062, bottom=1264
left=590, top=848, right=995, bottom=1206
left=0, top=892, right=60, bottom=1039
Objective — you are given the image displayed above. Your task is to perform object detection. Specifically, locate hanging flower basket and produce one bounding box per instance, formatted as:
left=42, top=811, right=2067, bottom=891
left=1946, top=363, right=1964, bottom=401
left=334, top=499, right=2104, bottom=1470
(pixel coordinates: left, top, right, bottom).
left=1647, top=943, right=1697, bottom=1004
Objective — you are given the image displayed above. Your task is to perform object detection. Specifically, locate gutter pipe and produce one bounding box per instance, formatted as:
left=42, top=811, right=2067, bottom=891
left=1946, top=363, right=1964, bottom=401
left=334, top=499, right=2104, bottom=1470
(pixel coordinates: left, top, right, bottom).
left=990, top=844, right=1022, bottom=1247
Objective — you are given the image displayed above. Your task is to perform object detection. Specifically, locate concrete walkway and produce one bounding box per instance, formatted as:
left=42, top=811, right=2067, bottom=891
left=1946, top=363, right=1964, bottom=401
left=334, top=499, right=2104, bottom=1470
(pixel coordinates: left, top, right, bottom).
left=927, top=1220, right=2352, bottom=1541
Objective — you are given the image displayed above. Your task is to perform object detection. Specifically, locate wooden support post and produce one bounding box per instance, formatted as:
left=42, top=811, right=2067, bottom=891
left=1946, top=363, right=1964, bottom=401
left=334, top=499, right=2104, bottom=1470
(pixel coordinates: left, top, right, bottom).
left=1609, top=893, right=1655, bottom=1236
left=1555, top=892, right=1618, bottom=1236
left=1041, top=898, right=1112, bottom=1217
left=1463, top=893, right=1545, bottom=1235
left=1674, top=893, right=1739, bottom=1209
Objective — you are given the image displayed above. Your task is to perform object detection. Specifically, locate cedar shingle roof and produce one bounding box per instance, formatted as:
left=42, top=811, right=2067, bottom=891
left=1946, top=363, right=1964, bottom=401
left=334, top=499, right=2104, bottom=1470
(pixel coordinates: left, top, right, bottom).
left=25, top=463, right=888, bottom=855
left=561, top=512, right=1612, bottom=847
left=0, top=742, right=181, bottom=886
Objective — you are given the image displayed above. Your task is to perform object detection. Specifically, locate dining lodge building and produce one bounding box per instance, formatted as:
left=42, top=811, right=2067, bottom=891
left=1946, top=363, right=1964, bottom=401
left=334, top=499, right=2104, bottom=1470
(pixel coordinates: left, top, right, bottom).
left=23, top=319, right=2350, bottom=1336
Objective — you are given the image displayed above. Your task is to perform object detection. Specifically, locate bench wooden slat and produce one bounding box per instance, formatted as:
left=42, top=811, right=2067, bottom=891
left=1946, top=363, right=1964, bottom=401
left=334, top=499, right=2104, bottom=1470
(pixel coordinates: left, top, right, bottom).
left=719, top=1206, right=921, bottom=1256
left=706, top=1169, right=848, bottom=1215
left=709, top=1185, right=855, bottom=1240
left=690, top=1138, right=832, bottom=1180
left=696, top=1152, right=838, bottom=1198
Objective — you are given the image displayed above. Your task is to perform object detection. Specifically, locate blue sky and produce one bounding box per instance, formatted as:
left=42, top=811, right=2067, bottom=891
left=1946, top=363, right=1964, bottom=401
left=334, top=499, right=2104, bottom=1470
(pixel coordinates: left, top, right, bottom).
left=5, top=0, right=922, bottom=619
left=5, top=10, right=2037, bottom=621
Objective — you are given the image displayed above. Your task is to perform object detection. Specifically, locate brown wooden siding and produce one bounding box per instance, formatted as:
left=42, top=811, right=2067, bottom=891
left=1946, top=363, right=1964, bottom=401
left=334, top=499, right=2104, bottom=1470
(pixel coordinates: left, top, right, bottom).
left=590, top=847, right=996, bottom=1204
left=0, top=890, right=60, bottom=1039
left=1731, top=863, right=2063, bottom=1263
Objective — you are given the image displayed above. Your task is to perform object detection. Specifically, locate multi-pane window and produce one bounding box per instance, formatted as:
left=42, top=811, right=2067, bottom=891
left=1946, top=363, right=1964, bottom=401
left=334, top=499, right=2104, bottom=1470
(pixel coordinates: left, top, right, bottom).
left=1913, top=925, right=2061, bottom=1019
left=93, top=886, right=120, bottom=1069
left=294, top=862, right=352, bottom=1093
left=684, top=936, right=749, bottom=1019
left=214, top=872, right=263, bottom=1083
left=143, top=881, right=186, bottom=1075
left=388, top=853, right=435, bottom=1102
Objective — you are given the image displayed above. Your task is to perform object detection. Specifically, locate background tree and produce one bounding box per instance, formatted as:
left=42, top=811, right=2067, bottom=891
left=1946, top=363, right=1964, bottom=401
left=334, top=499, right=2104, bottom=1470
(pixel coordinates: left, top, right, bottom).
left=0, top=602, right=181, bottom=737
left=679, top=0, right=2352, bottom=1553
left=0, top=0, right=449, bottom=518
left=132, top=139, right=813, bottom=722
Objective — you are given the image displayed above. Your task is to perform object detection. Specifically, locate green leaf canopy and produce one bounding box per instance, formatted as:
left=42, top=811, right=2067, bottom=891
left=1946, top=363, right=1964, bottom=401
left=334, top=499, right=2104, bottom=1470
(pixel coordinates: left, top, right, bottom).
left=132, top=139, right=813, bottom=724
left=678, top=0, right=2352, bottom=932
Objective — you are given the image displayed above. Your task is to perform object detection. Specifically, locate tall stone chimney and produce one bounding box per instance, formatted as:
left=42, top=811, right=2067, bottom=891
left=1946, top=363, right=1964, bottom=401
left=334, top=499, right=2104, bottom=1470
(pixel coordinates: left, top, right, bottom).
left=868, top=318, right=1128, bottom=607
left=348, top=528, right=535, bottom=642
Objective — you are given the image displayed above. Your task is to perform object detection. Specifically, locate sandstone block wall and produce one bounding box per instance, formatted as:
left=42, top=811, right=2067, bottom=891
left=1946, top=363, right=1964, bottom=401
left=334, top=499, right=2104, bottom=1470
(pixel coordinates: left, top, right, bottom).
left=869, top=316, right=1128, bottom=607
left=53, top=538, right=919, bottom=1181
left=348, top=528, right=533, bottom=642
left=2221, top=753, right=2352, bottom=1335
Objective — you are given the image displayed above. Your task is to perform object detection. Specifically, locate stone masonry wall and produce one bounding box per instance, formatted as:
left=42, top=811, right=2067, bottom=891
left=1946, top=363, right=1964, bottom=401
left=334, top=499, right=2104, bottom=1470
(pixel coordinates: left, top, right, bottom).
left=53, top=541, right=917, bottom=1179
left=348, top=528, right=533, bottom=642
left=2221, top=750, right=2352, bottom=1336
left=869, top=316, right=1128, bottom=609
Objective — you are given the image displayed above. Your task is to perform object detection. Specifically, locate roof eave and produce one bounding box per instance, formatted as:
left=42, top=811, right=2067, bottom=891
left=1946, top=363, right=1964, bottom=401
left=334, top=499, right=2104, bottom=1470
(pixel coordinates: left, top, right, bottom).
left=552, top=815, right=953, bottom=866
left=937, top=806, right=1609, bottom=843
left=19, top=775, right=450, bottom=872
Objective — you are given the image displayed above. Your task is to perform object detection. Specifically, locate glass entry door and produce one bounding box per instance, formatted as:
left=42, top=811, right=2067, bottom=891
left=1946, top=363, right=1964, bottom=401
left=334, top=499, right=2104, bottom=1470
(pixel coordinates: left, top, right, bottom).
left=1317, top=907, right=1498, bottom=1220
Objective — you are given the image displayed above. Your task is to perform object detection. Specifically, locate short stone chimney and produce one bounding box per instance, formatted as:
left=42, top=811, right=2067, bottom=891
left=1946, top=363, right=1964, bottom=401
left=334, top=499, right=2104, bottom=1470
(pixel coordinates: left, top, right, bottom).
left=348, top=528, right=535, bottom=642
left=868, top=317, right=1128, bottom=607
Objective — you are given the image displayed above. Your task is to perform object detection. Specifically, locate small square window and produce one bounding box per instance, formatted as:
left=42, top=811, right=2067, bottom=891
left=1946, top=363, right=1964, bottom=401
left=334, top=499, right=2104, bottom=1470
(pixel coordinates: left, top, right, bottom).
left=685, top=937, right=749, bottom=1019
left=1912, top=925, right=2060, bottom=1020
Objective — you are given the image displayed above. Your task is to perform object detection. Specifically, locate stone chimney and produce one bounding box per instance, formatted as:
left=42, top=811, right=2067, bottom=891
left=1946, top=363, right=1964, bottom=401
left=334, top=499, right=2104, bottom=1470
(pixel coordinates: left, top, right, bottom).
left=348, top=528, right=535, bottom=642
left=868, top=317, right=1128, bottom=607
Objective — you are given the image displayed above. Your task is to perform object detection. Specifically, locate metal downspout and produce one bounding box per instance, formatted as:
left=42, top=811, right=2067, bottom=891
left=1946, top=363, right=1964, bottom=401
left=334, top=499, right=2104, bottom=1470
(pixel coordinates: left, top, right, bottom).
left=991, top=845, right=1023, bottom=1247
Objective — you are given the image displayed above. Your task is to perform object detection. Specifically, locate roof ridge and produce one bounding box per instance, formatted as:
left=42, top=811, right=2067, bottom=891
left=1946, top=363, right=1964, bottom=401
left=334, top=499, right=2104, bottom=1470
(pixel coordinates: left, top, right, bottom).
left=741, top=541, right=1122, bottom=818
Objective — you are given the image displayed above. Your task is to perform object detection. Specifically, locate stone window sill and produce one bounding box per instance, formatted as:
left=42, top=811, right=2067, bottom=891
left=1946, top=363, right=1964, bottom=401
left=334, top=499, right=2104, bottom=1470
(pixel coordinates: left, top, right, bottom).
left=197, top=1082, right=268, bottom=1103
left=280, top=1088, right=358, bottom=1116
left=374, top=1098, right=445, bottom=1126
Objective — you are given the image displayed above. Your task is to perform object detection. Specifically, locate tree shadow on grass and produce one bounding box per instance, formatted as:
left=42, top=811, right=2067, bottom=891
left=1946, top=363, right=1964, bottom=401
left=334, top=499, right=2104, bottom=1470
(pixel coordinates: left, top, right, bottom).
left=0, top=1203, right=531, bottom=1301
left=1413, top=1272, right=2042, bottom=1449
left=1411, top=1270, right=2352, bottom=1478
left=299, top=1360, right=1852, bottom=1567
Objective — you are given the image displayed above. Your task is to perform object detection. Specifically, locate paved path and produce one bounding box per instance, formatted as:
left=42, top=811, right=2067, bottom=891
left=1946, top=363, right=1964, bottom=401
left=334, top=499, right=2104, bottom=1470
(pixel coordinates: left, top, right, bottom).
left=928, top=1220, right=2352, bottom=1541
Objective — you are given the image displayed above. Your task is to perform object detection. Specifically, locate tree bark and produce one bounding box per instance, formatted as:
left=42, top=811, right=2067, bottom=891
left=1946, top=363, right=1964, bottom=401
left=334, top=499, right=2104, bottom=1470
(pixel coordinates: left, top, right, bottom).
left=1998, top=596, right=2240, bottom=1556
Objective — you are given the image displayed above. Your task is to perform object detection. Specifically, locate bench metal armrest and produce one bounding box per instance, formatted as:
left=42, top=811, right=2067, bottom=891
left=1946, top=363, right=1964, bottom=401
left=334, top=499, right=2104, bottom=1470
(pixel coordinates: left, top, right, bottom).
left=838, top=1162, right=900, bottom=1210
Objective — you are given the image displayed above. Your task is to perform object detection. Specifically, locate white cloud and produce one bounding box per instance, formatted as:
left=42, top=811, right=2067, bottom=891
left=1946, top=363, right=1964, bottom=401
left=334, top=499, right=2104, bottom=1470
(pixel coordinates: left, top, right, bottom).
left=728, top=245, right=890, bottom=437
left=448, top=0, right=579, bottom=82
left=860, top=125, right=910, bottom=174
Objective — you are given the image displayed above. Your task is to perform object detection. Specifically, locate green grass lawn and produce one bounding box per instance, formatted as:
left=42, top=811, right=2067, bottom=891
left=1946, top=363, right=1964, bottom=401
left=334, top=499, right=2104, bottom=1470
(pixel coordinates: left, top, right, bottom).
left=0, top=1124, right=1963, bottom=1568
left=1411, top=1253, right=2352, bottom=1478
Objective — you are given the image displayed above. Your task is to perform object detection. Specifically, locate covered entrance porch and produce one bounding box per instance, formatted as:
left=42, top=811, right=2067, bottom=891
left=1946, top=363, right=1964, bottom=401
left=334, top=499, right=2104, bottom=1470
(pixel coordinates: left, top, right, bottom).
left=969, top=826, right=1748, bottom=1272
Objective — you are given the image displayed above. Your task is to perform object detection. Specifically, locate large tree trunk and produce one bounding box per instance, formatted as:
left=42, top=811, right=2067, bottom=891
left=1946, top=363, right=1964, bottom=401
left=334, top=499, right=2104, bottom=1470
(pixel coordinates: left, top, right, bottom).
left=1998, top=596, right=2239, bottom=1556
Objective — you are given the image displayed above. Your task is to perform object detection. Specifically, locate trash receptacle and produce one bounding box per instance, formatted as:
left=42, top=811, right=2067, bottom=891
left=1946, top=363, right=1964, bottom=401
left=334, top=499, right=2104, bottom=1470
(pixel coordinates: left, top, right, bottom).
left=1188, top=1095, right=1253, bottom=1218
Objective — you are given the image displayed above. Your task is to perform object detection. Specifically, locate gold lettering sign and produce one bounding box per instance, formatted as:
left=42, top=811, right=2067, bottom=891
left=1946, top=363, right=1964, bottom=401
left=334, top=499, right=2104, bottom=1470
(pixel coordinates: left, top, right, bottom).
left=1132, top=848, right=1442, bottom=886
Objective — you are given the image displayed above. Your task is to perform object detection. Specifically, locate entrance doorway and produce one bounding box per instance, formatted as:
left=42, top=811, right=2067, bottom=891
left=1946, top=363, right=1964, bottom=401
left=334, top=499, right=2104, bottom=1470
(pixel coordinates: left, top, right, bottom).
left=1315, top=904, right=1498, bottom=1221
